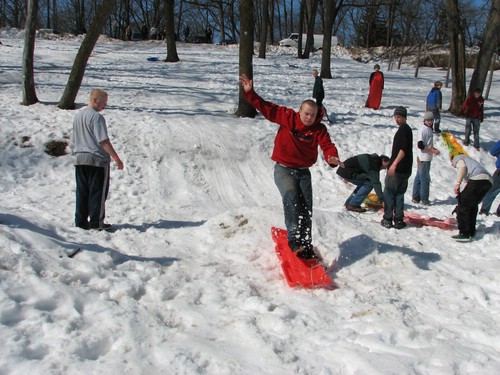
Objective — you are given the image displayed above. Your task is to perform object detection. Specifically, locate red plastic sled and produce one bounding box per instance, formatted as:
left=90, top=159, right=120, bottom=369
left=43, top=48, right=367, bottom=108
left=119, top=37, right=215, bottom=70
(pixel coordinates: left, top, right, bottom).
left=367, top=72, right=384, bottom=109
left=271, top=227, right=337, bottom=290
left=403, top=211, right=457, bottom=230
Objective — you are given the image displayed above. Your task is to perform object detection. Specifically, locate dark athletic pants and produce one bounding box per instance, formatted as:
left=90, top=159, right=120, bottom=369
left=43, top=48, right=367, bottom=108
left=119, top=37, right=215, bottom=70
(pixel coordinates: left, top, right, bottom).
left=75, top=164, right=110, bottom=229
left=457, top=179, right=492, bottom=237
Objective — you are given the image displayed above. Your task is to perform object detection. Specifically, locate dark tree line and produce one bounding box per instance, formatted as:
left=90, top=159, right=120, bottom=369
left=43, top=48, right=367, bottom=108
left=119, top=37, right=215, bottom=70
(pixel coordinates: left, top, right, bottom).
left=15, top=0, right=498, bottom=117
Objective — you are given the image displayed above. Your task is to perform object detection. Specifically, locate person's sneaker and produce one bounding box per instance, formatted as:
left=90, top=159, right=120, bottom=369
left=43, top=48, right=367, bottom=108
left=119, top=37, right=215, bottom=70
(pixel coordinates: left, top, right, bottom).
left=381, top=219, right=393, bottom=228
left=91, top=223, right=113, bottom=231
left=479, top=211, right=489, bottom=216
left=412, top=198, right=420, bottom=204
left=452, top=234, right=471, bottom=242
left=463, top=141, right=470, bottom=146
left=345, top=204, right=367, bottom=213
left=394, top=220, right=407, bottom=229
left=421, top=200, right=431, bottom=206
left=296, top=246, right=318, bottom=260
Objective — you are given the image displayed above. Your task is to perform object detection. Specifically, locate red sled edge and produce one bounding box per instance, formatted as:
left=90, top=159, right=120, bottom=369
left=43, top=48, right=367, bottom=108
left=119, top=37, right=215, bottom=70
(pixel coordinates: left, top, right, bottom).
left=271, top=227, right=337, bottom=290
left=403, top=211, right=457, bottom=230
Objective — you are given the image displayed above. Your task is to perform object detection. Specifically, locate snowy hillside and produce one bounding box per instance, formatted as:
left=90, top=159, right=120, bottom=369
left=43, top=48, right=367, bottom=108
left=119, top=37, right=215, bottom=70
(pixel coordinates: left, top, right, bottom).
left=0, top=30, right=499, bottom=374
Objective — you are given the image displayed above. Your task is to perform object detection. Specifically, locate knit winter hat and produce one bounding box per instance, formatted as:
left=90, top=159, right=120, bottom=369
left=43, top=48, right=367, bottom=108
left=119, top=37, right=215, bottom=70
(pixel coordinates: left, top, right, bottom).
left=393, top=106, right=407, bottom=117
left=424, top=111, right=434, bottom=121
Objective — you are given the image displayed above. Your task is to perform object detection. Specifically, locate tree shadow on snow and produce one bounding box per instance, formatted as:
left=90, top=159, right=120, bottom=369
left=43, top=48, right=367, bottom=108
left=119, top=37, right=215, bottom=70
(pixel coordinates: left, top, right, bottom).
left=332, top=234, right=441, bottom=272
left=0, top=213, right=179, bottom=266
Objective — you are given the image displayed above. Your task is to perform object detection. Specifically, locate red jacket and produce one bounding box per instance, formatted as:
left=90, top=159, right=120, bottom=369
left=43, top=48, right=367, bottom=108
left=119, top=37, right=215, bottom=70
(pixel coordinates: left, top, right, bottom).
left=461, top=94, right=484, bottom=121
left=243, top=89, right=339, bottom=168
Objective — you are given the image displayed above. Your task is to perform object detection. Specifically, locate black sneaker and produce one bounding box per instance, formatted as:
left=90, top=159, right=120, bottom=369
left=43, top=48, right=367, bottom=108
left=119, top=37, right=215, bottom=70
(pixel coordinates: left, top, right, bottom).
left=91, top=223, right=113, bottom=231
left=452, top=234, right=471, bottom=242
left=381, top=219, right=393, bottom=228
left=412, top=198, right=420, bottom=204
left=345, top=204, right=367, bottom=213
left=296, top=246, right=318, bottom=260
left=394, top=220, right=407, bottom=229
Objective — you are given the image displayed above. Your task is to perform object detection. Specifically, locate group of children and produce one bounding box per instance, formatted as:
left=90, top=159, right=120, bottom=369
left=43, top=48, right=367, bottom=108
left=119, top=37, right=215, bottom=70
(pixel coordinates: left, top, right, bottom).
left=71, top=71, right=496, bottom=253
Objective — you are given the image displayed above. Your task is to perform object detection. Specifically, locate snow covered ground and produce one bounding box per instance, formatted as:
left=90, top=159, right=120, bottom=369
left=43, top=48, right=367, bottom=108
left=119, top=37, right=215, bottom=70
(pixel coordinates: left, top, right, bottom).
left=1, top=29, right=499, bottom=375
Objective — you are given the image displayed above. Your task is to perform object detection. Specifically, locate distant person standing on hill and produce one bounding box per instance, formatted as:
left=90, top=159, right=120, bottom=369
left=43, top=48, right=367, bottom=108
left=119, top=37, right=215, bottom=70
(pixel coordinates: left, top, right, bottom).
left=366, top=64, right=384, bottom=110
left=461, top=88, right=484, bottom=150
left=311, top=69, right=324, bottom=110
left=71, top=89, right=124, bottom=231
left=426, top=81, right=443, bottom=134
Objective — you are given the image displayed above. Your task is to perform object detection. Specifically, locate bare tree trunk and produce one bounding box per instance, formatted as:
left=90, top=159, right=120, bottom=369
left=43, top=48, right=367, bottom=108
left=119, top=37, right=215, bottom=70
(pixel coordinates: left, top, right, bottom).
left=46, top=0, right=50, bottom=28
left=446, top=0, right=467, bottom=115
left=258, top=0, right=269, bottom=58
left=22, top=0, right=39, bottom=106
left=415, top=41, right=423, bottom=78
left=397, top=30, right=408, bottom=70
left=52, top=0, right=58, bottom=31
left=320, top=0, right=343, bottom=79
left=302, top=0, right=320, bottom=58
left=176, top=0, right=184, bottom=39
left=386, top=0, right=397, bottom=47
left=484, top=54, right=496, bottom=100
left=236, top=0, right=257, bottom=118
left=269, top=0, right=275, bottom=45
left=467, top=0, right=500, bottom=95
left=58, top=0, right=117, bottom=109
left=164, top=0, right=179, bottom=62
left=297, top=0, right=306, bottom=58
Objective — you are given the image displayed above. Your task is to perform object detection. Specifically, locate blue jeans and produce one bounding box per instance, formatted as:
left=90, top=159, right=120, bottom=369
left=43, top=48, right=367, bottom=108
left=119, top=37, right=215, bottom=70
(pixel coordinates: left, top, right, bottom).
left=274, top=164, right=312, bottom=249
left=465, top=117, right=481, bottom=148
left=383, top=173, right=410, bottom=222
left=480, top=170, right=500, bottom=214
left=345, top=179, right=373, bottom=206
left=412, top=160, right=431, bottom=202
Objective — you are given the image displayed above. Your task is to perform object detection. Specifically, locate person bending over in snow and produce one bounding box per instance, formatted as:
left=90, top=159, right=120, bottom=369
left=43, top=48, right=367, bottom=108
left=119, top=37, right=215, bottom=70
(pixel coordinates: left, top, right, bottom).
left=337, top=153, right=389, bottom=212
left=239, top=74, right=343, bottom=259
left=451, top=154, right=492, bottom=242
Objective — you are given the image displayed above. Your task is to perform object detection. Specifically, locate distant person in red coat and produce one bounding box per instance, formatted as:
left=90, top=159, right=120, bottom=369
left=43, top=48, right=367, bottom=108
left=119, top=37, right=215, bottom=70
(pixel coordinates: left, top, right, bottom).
left=366, top=64, right=384, bottom=109
left=461, top=88, right=485, bottom=150
left=239, top=74, right=343, bottom=259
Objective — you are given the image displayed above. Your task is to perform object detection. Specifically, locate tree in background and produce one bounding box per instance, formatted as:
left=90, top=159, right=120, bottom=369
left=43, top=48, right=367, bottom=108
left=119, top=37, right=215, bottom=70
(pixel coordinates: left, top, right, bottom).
left=235, top=0, right=256, bottom=118
left=446, top=0, right=467, bottom=115
left=22, top=0, right=39, bottom=106
left=58, top=0, right=117, bottom=109
left=320, top=0, right=344, bottom=79
left=164, top=0, right=179, bottom=62
left=258, top=0, right=270, bottom=59
left=467, top=0, right=499, bottom=95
